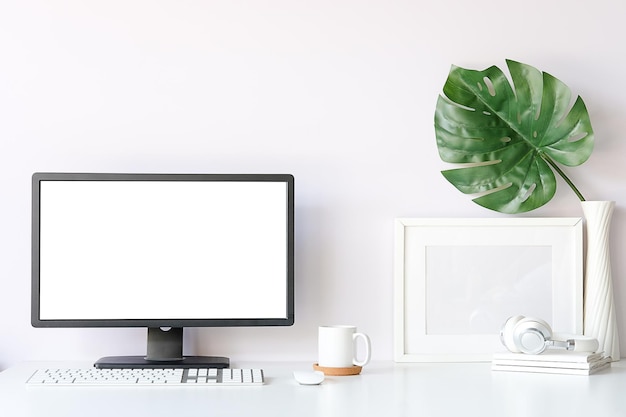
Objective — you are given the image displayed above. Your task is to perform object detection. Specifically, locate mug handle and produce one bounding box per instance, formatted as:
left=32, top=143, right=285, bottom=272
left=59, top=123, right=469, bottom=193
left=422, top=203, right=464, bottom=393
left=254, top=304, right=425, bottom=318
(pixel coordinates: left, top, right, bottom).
left=352, top=333, right=371, bottom=366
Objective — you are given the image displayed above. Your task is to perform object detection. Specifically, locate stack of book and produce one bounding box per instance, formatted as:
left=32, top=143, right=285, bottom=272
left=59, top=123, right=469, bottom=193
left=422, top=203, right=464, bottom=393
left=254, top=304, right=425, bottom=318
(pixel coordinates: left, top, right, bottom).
left=492, top=351, right=611, bottom=375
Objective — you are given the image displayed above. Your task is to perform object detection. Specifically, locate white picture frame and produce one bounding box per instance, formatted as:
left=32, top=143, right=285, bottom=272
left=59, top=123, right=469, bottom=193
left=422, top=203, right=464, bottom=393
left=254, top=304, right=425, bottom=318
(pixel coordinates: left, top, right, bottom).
left=394, top=217, right=583, bottom=362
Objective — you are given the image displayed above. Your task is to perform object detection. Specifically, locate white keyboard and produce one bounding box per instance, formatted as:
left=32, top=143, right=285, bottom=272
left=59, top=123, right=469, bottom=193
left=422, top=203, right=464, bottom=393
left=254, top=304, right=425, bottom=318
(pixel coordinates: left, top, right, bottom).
left=26, top=367, right=264, bottom=386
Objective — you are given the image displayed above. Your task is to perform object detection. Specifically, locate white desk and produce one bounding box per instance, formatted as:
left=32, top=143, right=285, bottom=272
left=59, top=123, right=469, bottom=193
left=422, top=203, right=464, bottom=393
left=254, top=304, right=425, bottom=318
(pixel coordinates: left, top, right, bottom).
left=1, top=361, right=625, bottom=417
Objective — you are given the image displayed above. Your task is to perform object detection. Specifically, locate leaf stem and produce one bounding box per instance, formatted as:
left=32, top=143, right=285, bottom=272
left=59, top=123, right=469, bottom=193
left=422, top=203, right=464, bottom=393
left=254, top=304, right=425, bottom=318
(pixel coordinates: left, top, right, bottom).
left=541, top=154, right=586, bottom=201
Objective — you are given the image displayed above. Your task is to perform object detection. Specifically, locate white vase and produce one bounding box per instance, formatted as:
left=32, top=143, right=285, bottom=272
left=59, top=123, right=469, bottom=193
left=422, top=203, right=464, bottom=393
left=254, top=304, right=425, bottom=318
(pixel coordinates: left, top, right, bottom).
left=582, top=201, right=620, bottom=361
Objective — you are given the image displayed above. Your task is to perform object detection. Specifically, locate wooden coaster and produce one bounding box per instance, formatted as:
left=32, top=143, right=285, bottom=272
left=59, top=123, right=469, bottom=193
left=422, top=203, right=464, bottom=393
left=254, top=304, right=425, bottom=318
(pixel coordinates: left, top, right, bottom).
left=313, top=363, right=362, bottom=376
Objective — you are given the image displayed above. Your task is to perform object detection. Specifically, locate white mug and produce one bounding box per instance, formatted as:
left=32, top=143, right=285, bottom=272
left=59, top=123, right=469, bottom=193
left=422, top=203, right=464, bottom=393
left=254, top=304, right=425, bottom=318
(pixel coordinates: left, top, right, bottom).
left=318, top=325, right=371, bottom=368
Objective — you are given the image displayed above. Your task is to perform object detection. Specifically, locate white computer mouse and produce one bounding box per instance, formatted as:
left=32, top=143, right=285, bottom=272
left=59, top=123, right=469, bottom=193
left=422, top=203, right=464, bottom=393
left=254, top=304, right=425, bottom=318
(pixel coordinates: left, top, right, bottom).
left=293, top=370, right=325, bottom=385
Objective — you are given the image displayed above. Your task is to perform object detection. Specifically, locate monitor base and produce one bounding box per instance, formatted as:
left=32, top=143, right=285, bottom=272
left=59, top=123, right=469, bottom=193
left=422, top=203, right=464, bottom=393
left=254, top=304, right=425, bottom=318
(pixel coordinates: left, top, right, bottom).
left=94, top=355, right=230, bottom=369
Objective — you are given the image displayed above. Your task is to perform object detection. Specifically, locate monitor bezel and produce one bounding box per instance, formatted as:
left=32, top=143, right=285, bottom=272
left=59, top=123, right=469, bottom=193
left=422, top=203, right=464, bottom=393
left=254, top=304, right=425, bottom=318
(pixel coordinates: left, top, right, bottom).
left=31, top=172, right=295, bottom=329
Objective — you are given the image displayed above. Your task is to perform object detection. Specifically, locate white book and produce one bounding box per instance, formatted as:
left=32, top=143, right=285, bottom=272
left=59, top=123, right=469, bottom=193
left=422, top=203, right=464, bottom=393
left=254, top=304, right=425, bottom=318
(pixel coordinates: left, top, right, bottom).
left=492, top=355, right=611, bottom=370
left=492, top=350, right=604, bottom=363
left=492, top=361, right=610, bottom=376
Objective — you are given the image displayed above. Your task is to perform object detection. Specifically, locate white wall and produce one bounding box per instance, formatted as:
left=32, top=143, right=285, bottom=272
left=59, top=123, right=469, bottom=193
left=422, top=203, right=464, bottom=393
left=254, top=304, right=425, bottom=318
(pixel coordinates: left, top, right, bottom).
left=1, top=0, right=625, bottom=369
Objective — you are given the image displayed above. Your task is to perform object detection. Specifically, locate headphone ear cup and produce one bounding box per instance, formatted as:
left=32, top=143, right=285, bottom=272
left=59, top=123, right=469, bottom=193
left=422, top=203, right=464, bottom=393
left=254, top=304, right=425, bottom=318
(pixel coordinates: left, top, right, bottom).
left=513, top=317, right=553, bottom=354
left=500, top=315, right=525, bottom=353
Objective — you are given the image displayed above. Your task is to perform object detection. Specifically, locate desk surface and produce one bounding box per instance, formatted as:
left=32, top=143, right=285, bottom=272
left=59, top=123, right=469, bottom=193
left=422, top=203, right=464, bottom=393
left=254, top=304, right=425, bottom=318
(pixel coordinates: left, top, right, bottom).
left=1, top=360, right=625, bottom=417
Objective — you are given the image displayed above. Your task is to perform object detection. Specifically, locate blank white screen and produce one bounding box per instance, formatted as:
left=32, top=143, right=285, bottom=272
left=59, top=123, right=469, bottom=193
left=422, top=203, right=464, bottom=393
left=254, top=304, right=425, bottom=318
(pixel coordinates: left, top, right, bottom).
left=38, top=180, right=288, bottom=320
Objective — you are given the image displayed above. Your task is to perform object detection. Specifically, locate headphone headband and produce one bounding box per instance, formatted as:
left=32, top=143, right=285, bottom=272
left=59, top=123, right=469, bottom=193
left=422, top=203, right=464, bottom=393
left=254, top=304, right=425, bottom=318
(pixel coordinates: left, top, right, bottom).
left=551, top=333, right=599, bottom=353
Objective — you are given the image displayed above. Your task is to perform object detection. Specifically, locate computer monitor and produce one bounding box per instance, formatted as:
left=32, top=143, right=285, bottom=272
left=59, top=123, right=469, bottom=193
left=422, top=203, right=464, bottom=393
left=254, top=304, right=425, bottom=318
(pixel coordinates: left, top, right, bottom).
left=31, top=173, right=295, bottom=369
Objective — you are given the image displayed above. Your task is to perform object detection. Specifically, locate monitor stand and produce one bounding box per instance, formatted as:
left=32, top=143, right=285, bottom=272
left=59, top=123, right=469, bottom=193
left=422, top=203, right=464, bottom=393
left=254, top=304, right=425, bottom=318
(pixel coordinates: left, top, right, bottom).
left=94, top=327, right=230, bottom=369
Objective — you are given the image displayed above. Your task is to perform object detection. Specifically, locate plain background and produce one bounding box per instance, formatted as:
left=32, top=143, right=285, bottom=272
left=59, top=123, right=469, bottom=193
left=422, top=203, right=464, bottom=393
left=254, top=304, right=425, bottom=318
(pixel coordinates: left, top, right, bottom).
left=1, top=0, right=625, bottom=370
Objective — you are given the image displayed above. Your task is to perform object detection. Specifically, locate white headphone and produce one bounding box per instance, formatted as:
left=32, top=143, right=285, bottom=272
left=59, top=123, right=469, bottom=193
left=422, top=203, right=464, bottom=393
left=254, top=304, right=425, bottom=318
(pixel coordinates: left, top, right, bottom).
left=500, top=315, right=599, bottom=355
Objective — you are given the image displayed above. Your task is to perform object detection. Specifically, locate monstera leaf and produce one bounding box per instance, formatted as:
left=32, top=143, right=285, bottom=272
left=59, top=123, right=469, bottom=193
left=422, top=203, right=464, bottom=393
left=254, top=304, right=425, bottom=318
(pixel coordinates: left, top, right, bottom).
left=434, top=59, right=594, bottom=213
